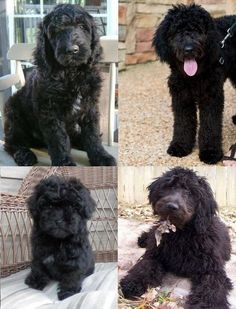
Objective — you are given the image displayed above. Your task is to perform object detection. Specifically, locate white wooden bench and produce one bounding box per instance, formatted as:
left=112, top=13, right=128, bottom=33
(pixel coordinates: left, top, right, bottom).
left=0, top=36, right=118, bottom=165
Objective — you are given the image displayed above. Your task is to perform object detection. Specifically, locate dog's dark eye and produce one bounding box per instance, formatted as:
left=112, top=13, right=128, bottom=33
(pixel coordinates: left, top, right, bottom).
left=54, top=25, right=61, bottom=33
left=77, top=24, right=85, bottom=30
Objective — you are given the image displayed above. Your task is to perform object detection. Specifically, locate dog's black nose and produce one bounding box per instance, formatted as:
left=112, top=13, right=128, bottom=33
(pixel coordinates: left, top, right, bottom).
left=184, top=45, right=194, bottom=54
left=166, top=202, right=179, bottom=211
left=67, top=45, right=79, bottom=54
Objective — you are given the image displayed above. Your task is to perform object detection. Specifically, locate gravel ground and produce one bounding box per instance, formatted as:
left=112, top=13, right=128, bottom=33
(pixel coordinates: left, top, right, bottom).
left=119, top=61, right=236, bottom=166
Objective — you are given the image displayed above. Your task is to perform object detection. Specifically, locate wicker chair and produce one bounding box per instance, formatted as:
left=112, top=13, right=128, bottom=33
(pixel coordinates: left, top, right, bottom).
left=0, top=167, right=117, bottom=278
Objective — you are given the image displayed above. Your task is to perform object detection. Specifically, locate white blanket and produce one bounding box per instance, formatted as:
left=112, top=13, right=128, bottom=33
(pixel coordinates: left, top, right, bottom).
left=1, top=263, right=117, bottom=309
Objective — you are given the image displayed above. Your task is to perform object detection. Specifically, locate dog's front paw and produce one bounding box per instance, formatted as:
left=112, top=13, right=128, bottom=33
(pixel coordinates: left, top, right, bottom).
left=199, top=149, right=223, bottom=164
left=120, top=278, right=145, bottom=300
left=14, top=148, right=38, bottom=166
left=90, top=153, right=117, bottom=166
left=25, top=272, right=48, bottom=290
left=51, top=156, right=76, bottom=166
left=167, top=142, right=193, bottom=157
left=137, top=232, right=148, bottom=248
left=58, top=287, right=81, bottom=300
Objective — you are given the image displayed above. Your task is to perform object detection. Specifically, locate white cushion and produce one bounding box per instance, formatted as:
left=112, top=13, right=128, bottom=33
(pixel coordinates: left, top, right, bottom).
left=1, top=263, right=117, bottom=309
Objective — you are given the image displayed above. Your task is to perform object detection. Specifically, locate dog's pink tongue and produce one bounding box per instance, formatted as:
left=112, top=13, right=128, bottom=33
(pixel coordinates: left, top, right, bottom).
left=184, top=59, right=198, bottom=76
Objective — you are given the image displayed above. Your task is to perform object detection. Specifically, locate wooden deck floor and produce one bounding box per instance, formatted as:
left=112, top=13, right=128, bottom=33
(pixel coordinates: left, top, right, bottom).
left=0, top=140, right=118, bottom=166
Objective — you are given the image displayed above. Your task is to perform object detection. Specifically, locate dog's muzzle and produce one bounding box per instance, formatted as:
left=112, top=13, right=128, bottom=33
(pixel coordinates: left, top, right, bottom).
left=66, top=44, right=79, bottom=54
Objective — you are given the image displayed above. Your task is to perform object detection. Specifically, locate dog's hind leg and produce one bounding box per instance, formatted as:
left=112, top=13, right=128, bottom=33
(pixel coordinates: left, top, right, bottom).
left=4, top=113, right=38, bottom=166
left=5, top=144, right=38, bottom=166
left=120, top=256, right=165, bottom=300
left=187, top=270, right=232, bottom=309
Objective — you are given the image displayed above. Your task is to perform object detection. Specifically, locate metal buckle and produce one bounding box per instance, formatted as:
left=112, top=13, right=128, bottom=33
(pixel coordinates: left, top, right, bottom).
left=220, top=27, right=232, bottom=48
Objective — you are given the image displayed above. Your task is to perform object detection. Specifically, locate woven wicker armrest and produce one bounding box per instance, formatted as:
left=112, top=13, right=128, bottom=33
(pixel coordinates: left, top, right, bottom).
left=1, top=180, right=117, bottom=277
left=18, top=167, right=117, bottom=196
left=0, top=193, right=32, bottom=277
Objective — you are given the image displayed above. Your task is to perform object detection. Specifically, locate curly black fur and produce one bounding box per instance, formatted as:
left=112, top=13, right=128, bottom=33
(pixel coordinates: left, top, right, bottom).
left=4, top=4, right=116, bottom=166
left=25, top=175, right=96, bottom=300
left=120, top=167, right=232, bottom=309
left=153, top=4, right=236, bottom=164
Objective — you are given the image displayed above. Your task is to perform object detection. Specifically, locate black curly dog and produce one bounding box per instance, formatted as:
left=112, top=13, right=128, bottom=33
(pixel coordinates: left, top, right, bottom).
left=25, top=175, right=95, bottom=300
left=153, top=4, right=236, bottom=164
left=120, top=167, right=232, bottom=308
left=4, top=4, right=116, bottom=166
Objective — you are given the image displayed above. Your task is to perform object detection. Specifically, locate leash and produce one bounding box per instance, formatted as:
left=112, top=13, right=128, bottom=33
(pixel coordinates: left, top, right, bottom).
left=219, top=22, right=236, bottom=65
left=219, top=21, right=236, bottom=64
left=220, top=22, right=236, bottom=48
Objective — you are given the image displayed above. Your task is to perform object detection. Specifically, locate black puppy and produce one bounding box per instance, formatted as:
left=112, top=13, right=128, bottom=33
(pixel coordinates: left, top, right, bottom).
left=25, top=175, right=95, bottom=300
left=4, top=4, right=116, bottom=166
left=120, top=167, right=232, bottom=309
left=153, top=4, right=236, bottom=164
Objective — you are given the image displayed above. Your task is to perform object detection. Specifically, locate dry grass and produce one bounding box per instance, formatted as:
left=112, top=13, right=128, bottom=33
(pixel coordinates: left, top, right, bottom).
left=119, top=202, right=236, bottom=241
left=119, top=285, right=185, bottom=309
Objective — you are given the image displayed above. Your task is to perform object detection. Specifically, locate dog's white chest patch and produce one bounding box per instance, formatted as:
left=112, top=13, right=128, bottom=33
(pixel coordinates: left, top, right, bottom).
left=72, top=98, right=81, bottom=115
left=43, top=255, right=55, bottom=265
left=74, top=123, right=81, bottom=134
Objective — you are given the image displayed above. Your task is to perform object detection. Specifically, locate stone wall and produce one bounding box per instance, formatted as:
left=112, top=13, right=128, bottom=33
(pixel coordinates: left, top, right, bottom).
left=119, top=0, right=236, bottom=70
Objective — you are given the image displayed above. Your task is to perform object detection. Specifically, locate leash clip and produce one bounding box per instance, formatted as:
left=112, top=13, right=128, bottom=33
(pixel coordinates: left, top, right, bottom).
left=221, top=26, right=234, bottom=48
left=221, top=32, right=231, bottom=48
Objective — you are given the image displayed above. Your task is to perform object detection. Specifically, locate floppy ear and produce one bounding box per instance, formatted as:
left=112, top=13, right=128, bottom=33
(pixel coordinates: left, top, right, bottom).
left=89, top=17, right=102, bottom=65
left=26, top=183, right=43, bottom=220
left=205, top=27, right=220, bottom=64
left=26, top=176, right=60, bottom=220
left=147, top=177, right=165, bottom=213
left=153, top=16, right=171, bottom=63
left=147, top=178, right=160, bottom=205
left=193, top=177, right=218, bottom=234
left=69, top=178, right=96, bottom=219
left=147, top=171, right=178, bottom=207
left=33, top=18, right=56, bottom=68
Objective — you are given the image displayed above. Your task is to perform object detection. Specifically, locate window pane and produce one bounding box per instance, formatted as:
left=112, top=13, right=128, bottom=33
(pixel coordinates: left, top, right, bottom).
left=14, top=1, right=107, bottom=15
left=94, top=17, right=106, bottom=36
left=43, top=1, right=107, bottom=14
left=15, top=17, right=40, bottom=43
left=14, top=0, right=41, bottom=15
left=13, top=0, right=108, bottom=43
left=0, top=3, right=10, bottom=76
